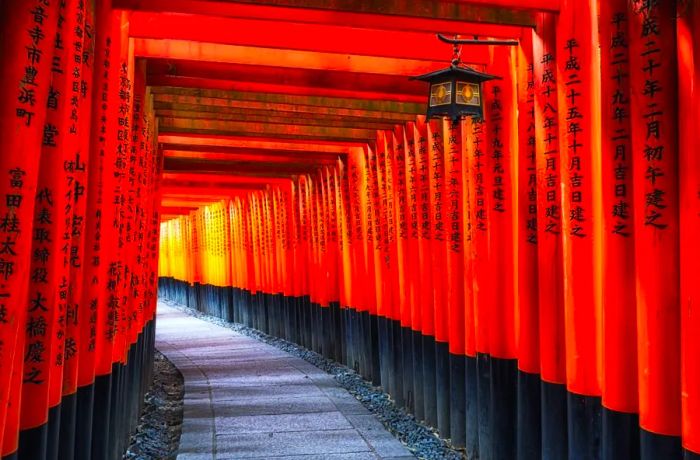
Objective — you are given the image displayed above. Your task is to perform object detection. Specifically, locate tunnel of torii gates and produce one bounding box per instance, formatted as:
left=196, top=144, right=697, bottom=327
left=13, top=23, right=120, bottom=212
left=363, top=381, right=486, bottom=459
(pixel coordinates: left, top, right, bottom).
left=0, top=0, right=699, bottom=459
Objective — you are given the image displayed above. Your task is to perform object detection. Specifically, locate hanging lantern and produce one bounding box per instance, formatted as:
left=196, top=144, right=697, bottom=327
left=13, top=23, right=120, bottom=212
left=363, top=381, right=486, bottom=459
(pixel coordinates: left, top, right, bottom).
left=412, top=35, right=515, bottom=123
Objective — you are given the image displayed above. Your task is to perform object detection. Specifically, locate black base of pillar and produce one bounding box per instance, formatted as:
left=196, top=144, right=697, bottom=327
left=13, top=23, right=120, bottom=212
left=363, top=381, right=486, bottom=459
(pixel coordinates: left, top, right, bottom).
left=465, top=355, right=478, bottom=460
left=401, top=326, right=414, bottom=412
left=449, top=353, right=466, bottom=448
left=411, top=330, right=424, bottom=422
left=435, top=341, right=450, bottom=438
left=57, top=392, right=77, bottom=460
left=567, top=392, right=601, bottom=459
left=91, top=373, right=112, bottom=460
left=422, top=334, right=437, bottom=428
left=640, top=428, right=681, bottom=460
left=490, top=357, right=517, bottom=460
left=369, top=312, right=381, bottom=386
left=602, top=406, right=639, bottom=460
left=17, top=420, right=48, bottom=460
left=541, top=380, right=568, bottom=460
left=517, top=370, right=542, bottom=460
left=390, top=320, right=404, bottom=407
left=377, top=316, right=390, bottom=392
left=476, top=353, right=492, bottom=459
left=686, top=449, right=700, bottom=459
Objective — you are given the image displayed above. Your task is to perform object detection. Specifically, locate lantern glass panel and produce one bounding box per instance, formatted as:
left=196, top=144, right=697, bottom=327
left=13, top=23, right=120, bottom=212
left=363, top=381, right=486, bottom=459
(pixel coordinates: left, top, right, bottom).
left=456, top=82, right=480, bottom=106
left=429, top=82, right=452, bottom=107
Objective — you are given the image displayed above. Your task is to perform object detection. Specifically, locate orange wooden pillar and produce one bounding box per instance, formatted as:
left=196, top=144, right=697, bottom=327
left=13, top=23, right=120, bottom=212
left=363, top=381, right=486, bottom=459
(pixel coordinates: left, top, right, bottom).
left=465, top=111, right=492, bottom=456
left=427, top=119, right=450, bottom=437
left=532, top=12, right=568, bottom=459
left=484, top=45, right=519, bottom=460
left=393, top=126, right=415, bottom=412
left=403, top=123, right=425, bottom=422
left=442, top=119, right=466, bottom=447
left=629, top=1, right=682, bottom=457
left=460, top=117, right=478, bottom=458
left=679, top=2, right=700, bottom=457
left=556, top=0, right=604, bottom=456
left=599, top=1, right=640, bottom=458
left=515, top=28, right=542, bottom=460
left=0, top=0, right=60, bottom=455
left=414, top=118, right=438, bottom=427
left=387, top=130, right=409, bottom=409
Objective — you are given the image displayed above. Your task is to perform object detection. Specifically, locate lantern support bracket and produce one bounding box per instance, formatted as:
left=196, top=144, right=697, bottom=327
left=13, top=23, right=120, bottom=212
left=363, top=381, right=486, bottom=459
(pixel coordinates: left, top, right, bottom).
left=436, top=33, right=519, bottom=47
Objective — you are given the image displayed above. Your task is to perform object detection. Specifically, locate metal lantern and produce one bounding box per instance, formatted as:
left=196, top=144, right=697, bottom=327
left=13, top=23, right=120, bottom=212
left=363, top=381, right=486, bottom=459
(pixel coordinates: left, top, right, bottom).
left=412, top=35, right=514, bottom=123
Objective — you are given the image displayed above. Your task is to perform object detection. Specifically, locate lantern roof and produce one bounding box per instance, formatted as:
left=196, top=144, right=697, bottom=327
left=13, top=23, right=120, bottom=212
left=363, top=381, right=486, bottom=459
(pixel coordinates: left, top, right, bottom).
left=410, top=64, right=500, bottom=83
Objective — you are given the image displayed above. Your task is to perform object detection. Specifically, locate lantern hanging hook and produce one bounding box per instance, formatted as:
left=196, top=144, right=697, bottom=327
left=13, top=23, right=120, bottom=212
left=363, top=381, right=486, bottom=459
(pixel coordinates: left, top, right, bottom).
left=451, top=35, right=462, bottom=67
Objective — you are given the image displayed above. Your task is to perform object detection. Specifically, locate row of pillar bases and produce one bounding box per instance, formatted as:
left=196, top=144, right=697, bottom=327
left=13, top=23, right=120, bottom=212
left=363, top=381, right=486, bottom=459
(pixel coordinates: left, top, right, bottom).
left=158, top=277, right=696, bottom=460
left=4, top=324, right=155, bottom=460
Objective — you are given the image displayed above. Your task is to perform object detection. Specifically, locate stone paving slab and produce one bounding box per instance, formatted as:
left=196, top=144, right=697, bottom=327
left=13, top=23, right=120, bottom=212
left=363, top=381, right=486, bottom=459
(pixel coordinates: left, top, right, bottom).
left=156, top=302, right=415, bottom=460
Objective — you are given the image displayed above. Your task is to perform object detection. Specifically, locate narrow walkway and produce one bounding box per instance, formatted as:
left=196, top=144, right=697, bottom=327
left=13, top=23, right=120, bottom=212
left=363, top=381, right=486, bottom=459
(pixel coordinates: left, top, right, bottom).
left=156, top=302, right=416, bottom=460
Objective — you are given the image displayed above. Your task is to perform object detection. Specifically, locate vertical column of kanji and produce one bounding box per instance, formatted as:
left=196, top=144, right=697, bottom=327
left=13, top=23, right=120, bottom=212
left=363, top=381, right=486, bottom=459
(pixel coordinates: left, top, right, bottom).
left=310, top=181, right=323, bottom=350
left=680, top=2, right=700, bottom=457
left=515, top=29, right=541, bottom=460
left=71, top=3, right=99, bottom=456
left=112, top=12, right=132, bottom=371
left=285, top=182, right=297, bottom=341
left=460, top=117, right=477, bottom=458
left=286, top=185, right=298, bottom=339
left=348, top=148, right=371, bottom=380
left=328, top=167, right=343, bottom=362
left=556, top=1, right=604, bottom=455
left=533, top=13, right=568, bottom=458
left=125, top=61, right=145, bottom=346
left=414, top=118, right=436, bottom=427
left=15, top=0, right=80, bottom=456
left=324, top=168, right=340, bottom=360
left=484, top=45, right=519, bottom=460
left=442, top=118, right=465, bottom=447
left=358, top=148, right=376, bottom=381
left=373, top=134, right=391, bottom=394
left=426, top=119, right=449, bottom=437
left=85, top=17, right=121, bottom=457
left=367, top=145, right=384, bottom=386
left=629, top=1, right=682, bottom=456
left=297, top=177, right=311, bottom=346
left=334, top=162, right=349, bottom=363
left=393, top=126, right=412, bottom=412
left=0, top=0, right=59, bottom=454
left=465, top=112, right=490, bottom=457
left=599, top=2, right=640, bottom=458
left=404, top=123, right=424, bottom=422
left=383, top=131, right=403, bottom=407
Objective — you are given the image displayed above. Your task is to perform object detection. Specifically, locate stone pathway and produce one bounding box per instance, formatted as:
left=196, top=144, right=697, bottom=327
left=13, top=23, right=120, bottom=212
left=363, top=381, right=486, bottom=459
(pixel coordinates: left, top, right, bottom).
left=156, top=302, right=416, bottom=460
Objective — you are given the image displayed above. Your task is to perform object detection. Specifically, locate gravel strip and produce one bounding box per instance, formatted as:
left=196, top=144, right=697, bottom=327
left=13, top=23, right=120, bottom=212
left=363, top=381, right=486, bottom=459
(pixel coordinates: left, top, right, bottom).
left=123, top=350, right=184, bottom=460
left=163, top=299, right=464, bottom=460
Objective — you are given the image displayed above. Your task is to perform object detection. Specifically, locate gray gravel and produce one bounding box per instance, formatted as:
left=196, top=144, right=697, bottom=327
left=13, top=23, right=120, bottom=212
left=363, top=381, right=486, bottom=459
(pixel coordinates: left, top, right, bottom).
left=123, top=350, right=184, bottom=460
left=164, top=299, right=464, bottom=460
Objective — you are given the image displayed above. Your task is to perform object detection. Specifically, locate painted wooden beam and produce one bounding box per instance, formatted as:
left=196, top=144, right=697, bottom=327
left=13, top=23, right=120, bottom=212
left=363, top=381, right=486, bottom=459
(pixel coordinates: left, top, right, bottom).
left=129, top=12, right=492, bottom=63
left=133, top=39, right=458, bottom=76
left=162, top=149, right=342, bottom=163
left=146, top=76, right=425, bottom=103
left=158, top=134, right=357, bottom=153
left=114, top=0, right=540, bottom=31
left=155, top=110, right=398, bottom=131
left=150, top=87, right=424, bottom=114
left=158, top=117, right=376, bottom=142
left=153, top=97, right=418, bottom=121
left=163, top=157, right=326, bottom=174
left=144, top=57, right=429, bottom=101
